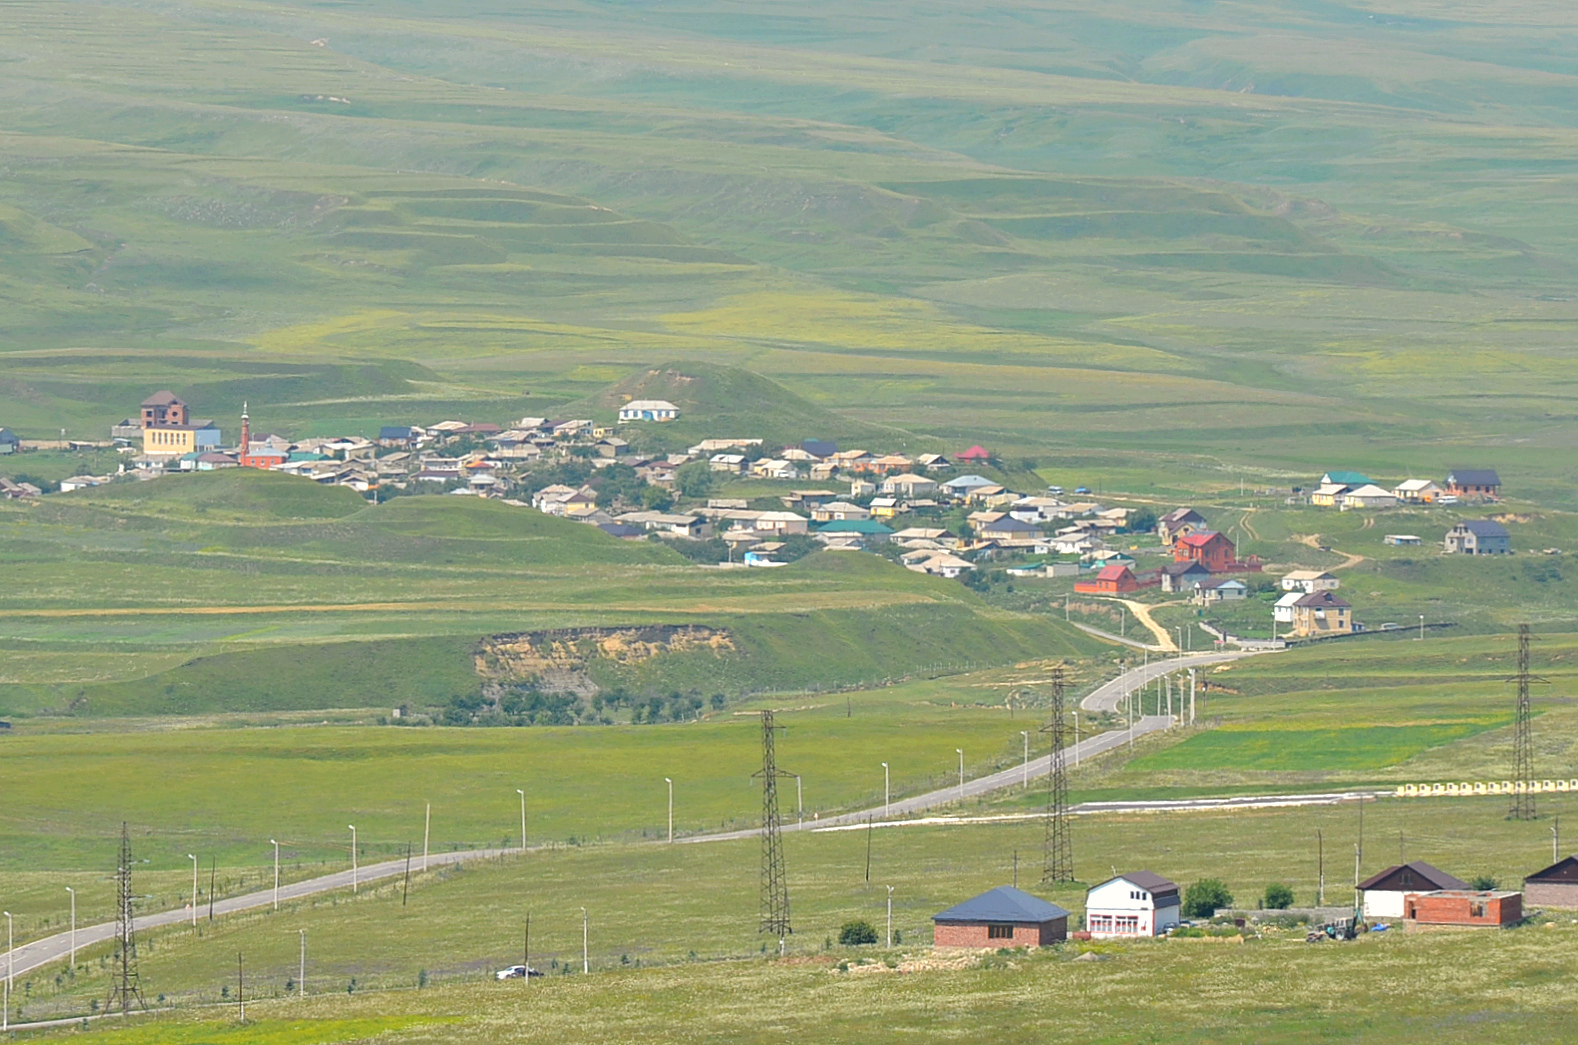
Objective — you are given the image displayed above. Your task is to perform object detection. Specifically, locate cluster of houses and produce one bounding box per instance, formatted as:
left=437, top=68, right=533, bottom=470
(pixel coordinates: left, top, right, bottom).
left=930, top=854, right=1578, bottom=949
left=1307, top=469, right=1502, bottom=510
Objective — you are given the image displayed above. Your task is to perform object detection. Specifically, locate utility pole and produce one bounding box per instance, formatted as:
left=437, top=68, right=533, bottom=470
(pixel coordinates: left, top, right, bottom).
left=1020, top=732, right=1029, bottom=789
left=107, top=823, right=146, bottom=1016
left=581, top=907, right=589, bottom=975
left=1317, top=829, right=1325, bottom=907
left=349, top=825, right=358, bottom=893
left=66, top=887, right=76, bottom=967
left=1041, top=667, right=1074, bottom=883
left=755, top=710, right=792, bottom=951
left=524, top=913, right=531, bottom=987
left=518, top=789, right=527, bottom=853
left=956, top=749, right=965, bottom=802
left=298, top=930, right=306, bottom=997
left=1508, top=624, right=1544, bottom=821
left=271, top=840, right=280, bottom=911
left=881, top=762, right=889, bottom=817
left=188, top=854, right=198, bottom=927
left=886, top=886, right=894, bottom=948
left=237, top=952, right=245, bottom=1023
left=423, top=802, right=431, bottom=872
left=665, top=778, right=673, bottom=843
left=1188, top=668, right=1197, bottom=725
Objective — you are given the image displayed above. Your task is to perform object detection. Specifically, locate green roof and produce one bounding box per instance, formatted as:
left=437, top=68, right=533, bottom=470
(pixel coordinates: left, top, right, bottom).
left=817, top=519, right=894, bottom=535
left=1323, top=471, right=1371, bottom=485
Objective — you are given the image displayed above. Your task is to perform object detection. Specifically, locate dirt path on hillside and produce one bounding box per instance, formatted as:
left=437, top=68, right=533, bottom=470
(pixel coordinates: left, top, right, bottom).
left=1239, top=507, right=1261, bottom=542
left=1293, top=533, right=1366, bottom=571
left=1097, top=597, right=1179, bottom=650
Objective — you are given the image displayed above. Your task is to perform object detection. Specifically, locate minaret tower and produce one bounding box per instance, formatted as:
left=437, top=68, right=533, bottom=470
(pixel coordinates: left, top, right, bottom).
left=239, top=401, right=250, bottom=457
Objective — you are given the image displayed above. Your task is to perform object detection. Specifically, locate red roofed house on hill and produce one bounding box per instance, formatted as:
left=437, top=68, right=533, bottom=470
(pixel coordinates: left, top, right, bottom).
left=955, top=445, right=992, bottom=464
left=1172, top=530, right=1262, bottom=573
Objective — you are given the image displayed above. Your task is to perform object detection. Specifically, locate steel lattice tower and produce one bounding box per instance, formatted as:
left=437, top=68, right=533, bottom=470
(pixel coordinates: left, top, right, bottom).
left=756, top=710, right=792, bottom=946
left=107, top=823, right=147, bottom=1016
left=1509, top=624, right=1544, bottom=821
left=1041, top=667, right=1074, bottom=883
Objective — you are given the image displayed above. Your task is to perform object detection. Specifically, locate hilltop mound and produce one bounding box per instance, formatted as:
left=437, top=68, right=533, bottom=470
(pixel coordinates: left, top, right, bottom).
left=578, top=361, right=895, bottom=448
left=66, top=469, right=366, bottom=521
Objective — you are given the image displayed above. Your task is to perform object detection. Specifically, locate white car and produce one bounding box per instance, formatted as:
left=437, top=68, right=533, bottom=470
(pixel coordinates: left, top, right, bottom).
left=495, top=965, right=541, bottom=980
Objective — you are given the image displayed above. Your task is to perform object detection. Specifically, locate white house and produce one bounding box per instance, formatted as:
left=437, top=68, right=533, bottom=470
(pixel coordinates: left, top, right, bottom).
left=709, top=453, right=746, bottom=474
left=1357, top=862, right=1470, bottom=919
left=1273, top=590, right=1303, bottom=624
left=1392, top=478, right=1442, bottom=503
left=1280, top=570, right=1339, bottom=593
left=1084, top=872, right=1181, bottom=937
left=1340, top=484, right=1397, bottom=510
left=617, top=399, right=679, bottom=423
left=906, top=552, right=974, bottom=579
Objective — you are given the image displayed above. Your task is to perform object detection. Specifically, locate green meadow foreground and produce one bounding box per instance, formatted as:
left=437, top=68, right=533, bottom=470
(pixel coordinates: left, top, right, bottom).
left=3, top=799, right=1575, bottom=1041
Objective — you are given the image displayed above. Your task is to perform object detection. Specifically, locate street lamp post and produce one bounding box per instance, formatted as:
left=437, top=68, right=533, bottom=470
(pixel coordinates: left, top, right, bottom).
left=881, top=763, right=889, bottom=817
left=298, top=929, right=306, bottom=997
left=65, top=887, right=76, bottom=967
left=271, top=840, right=280, bottom=911
left=665, top=778, right=673, bottom=843
left=956, top=749, right=964, bottom=802
left=517, top=789, right=527, bottom=853
left=580, top=907, right=589, bottom=974
left=348, top=826, right=358, bottom=893
left=1020, top=731, right=1030, bottom=788
left=188, top=853, right=198, bottom=927
left=886, top=885, right=894, bottom=948
left=1418, top=614, right=1425, bottom=641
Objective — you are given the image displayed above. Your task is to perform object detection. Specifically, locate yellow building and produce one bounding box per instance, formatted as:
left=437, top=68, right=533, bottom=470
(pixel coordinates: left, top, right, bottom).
left=143, top=425, right=198, bottom=457
left=1289, top=590, right=1353, bottom=638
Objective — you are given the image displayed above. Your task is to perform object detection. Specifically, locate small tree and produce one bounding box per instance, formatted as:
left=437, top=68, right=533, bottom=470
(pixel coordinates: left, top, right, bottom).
left=675, top=460, right=715, bottom=499
left=838, top=920, right=878, bottom=946
left=1182, top=878, right=1233, bottom=919
left=1470, top=874, right=1499, bottom=891
left=1262, top=883, right=1295, bottom=910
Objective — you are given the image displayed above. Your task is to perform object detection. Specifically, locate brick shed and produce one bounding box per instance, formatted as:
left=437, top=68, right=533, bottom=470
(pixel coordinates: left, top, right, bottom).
left=932, top=886, right=1069, bottom=948
left=1524, top=855, right=1578, bottom=908
left=1403, top=890, right=1522, bottom=928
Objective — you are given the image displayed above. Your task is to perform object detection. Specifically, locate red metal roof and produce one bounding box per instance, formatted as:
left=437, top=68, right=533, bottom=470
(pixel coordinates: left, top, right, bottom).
left=1095, top=564, right=1131, bottom=580
left=1178, top=531, right=1224, bottom=547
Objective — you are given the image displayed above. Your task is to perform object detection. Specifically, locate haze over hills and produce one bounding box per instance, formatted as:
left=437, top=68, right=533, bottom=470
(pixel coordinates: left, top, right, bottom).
left=2, top=0, right=1577, bottom=499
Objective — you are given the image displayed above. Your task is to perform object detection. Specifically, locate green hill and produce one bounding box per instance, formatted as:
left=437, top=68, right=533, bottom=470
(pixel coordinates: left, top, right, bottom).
left=579, top=361, right=900, bottom=449
left=65, top=467, right=368, bottom=521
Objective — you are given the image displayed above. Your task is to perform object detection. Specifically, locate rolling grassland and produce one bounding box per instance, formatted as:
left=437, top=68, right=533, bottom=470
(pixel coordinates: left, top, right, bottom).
left=2, top=0, right=1578, bottom=498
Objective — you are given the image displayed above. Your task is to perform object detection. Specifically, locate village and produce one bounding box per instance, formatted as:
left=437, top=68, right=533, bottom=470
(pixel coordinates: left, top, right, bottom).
left=0, top=395, right=1523, bottom=649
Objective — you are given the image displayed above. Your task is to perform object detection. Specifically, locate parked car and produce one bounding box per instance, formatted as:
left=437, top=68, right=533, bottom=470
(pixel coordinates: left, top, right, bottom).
left=1380, top=622, right=1400, bottom=631
left=1074, top=486, right=1091, bottom=494
left=1047, top=485, right=1064, bottom=495
left=495, top=964, right=542, bottom=980
left=1438, top=495, right=1459, bottom=504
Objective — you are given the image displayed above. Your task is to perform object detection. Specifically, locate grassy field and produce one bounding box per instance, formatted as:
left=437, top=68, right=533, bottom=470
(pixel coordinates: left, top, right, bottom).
left=3, top=0, right=1578, bottom=502
left=4, top=796, right=1576, bottom=1036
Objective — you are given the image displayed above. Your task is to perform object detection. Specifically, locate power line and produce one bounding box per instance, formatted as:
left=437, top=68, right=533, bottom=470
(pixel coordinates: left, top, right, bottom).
left=1041, top=666, right=1074, bottom=884
left=755, top=710, right=791, bottom=951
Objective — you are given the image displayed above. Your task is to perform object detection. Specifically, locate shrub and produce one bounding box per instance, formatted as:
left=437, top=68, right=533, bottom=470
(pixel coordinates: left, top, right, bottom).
left=1182, top=878, right=1234, bottom=918
left=838, top=920, right=878, bottom=946
left=1471, top=874, right=1499, bottom=891
left=1262, top=883, right=1295, bottom=910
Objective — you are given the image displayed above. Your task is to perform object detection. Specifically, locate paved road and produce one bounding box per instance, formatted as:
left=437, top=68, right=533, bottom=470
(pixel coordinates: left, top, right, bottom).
left=1080, top=650, right=1257, bottom=713
left=1, top=654, right=1276, bottom=983
left=0, top=848, right=509, bottom=982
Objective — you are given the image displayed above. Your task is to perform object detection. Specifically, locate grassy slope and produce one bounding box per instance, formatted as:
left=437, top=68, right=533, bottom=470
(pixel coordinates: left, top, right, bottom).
left=1, top=0, right=1577, bottom=500
left=0, top=470, right=1104, bottom=715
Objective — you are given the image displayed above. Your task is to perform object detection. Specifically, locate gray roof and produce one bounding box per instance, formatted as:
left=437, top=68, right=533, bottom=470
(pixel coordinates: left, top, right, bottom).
left=1448, top=468, right=1500, bottom=486
left=1115, top=870, right=1179, bottom=894
left=1162, top=560, right=1211, bottom=576
left=1456, top=519, right=1508, bottom=538
left=932, top=886, right=1070, bottom=924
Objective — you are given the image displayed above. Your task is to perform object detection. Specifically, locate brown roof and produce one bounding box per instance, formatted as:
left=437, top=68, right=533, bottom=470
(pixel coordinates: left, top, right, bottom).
left=1357, top=861, right=1469, bottom=893
left=1292, top=590, right=1351, bottom=609
left=141, top=390, right=183, bottom=406
left=1524, top=855, right=1578, bottom=885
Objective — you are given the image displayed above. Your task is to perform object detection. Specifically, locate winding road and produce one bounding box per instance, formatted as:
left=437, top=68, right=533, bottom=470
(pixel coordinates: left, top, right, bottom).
left=0, top=653, right=1267, bottom=984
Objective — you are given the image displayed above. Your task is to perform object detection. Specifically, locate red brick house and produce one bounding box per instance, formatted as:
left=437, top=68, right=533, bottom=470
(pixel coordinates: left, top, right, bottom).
left=1174, top=530, right=1237, bottom=572
left=1523, top=855, right=1578, bottom=908
left=1075, top=564, right=1140, bottom=594
left=1403, top=890, right=1522, bottom=928
left=933, top=886, right=1069, bottom=948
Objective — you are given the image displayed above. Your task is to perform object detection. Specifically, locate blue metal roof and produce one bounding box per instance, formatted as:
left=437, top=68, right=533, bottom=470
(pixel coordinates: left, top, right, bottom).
left=932, top=886, right=1070, bottom=924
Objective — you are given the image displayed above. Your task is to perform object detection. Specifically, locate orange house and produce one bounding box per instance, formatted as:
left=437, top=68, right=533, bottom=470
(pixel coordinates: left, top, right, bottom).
left=1075, top=564, right=1141, bottom=594
left=1174, top=531, right=1237, bottom=572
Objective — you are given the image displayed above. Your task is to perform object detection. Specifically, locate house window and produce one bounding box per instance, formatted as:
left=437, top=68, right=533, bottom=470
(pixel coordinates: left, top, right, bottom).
left=1470, top=902, right=1487, bottom=918
left=987, top=924, right=1015, bottom=940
